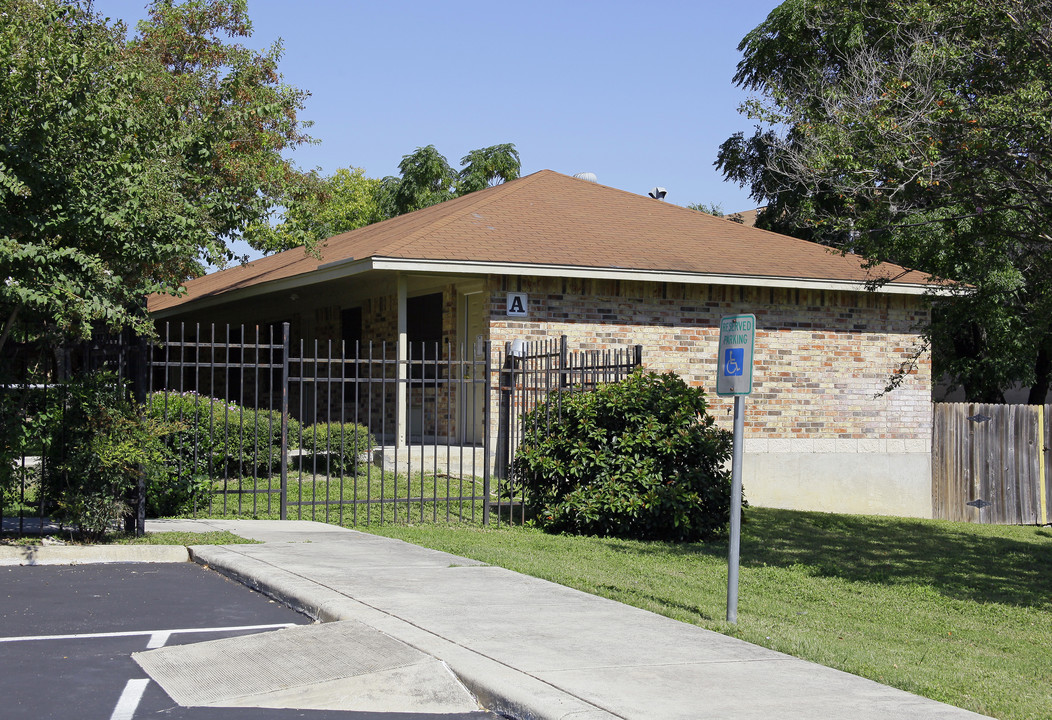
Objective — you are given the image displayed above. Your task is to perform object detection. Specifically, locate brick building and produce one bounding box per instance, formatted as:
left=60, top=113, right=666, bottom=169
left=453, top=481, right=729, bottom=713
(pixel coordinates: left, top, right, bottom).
left=149, top=170, right=936, bottom=517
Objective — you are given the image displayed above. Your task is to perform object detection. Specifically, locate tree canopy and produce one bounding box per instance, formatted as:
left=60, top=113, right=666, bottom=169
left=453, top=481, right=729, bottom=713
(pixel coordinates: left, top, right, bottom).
left=687, top=202, right=745, bottom=223
left=716, top=0, right=1052, bottom=402
left=263, top=144, right=522, bottom=249
left=0, top=0, right=319, bottom=355
left=378, top=143, right=521, bottom=218
left=249, top=167, right=382, bottom=253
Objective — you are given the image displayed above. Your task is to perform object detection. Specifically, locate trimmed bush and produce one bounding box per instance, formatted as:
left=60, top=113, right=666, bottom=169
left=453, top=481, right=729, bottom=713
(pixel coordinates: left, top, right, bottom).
left=299, top=421, right=375, bottom=475
left=512, top=369, right=735, bottom=542
left=144, top=463, right=213, bottom=518
left=147, top=391, right=301, bottom=478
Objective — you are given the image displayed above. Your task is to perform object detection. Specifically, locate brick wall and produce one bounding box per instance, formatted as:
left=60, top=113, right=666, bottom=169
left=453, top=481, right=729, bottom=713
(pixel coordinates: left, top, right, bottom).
left=487, top=276, right=931, bottom=445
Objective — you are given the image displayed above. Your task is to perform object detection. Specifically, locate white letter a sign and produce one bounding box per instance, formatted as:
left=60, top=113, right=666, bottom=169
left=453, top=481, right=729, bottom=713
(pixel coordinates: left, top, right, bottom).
left=506, top=292, right=528, bottom=316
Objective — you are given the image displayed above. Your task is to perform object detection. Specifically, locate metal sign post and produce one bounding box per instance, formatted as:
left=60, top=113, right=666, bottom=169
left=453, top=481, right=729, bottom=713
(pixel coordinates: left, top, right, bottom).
left=716, top=313, right=755, bottom=624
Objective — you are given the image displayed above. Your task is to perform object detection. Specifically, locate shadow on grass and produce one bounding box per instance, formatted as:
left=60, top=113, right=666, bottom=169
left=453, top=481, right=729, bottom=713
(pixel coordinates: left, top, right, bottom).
left=592, top=582, right=723, bottom=622
left=586, top=508, right=1051, bottom=608
left=676, top=508, right=1052, bottom=608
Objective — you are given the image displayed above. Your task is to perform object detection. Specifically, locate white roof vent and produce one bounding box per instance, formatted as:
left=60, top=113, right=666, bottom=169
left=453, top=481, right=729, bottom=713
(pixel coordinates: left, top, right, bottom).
left=572, top=172, right=598, bottom=183
left=648, top=187, right=667, bottom=200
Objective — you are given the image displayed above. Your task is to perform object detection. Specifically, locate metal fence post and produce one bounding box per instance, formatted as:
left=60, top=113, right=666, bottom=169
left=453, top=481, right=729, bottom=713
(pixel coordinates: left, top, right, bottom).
left=280, top=322, right=290, bottom=521
left=483, top=341, right=492, bottom=526
left=125, top=328, right=149, bottom=537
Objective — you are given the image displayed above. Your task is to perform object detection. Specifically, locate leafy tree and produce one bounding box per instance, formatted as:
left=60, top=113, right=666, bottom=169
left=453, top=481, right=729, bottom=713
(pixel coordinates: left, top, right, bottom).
left=716, top=0, right=1052, bottom=402
left=259, top=144, right=522, bottom=247
left=382, top=144, right=459, bottom=217
left=249, top=167, right=382, bottom=251
left=687, top=202, right=745, bottom=223
left=457, top=143, right=522, bottom=195
left=0, top=0, right=319, bottom=356
left=378, top=143, right=521, bottom=218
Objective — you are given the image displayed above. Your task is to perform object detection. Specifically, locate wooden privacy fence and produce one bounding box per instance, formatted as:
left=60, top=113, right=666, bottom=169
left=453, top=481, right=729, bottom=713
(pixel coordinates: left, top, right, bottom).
left=932, top=403, right=1051, bottom=525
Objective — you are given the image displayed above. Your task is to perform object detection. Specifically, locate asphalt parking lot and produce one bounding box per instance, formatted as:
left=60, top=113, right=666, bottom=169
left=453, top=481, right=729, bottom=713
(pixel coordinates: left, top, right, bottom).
left=0, top=562, right=491, bottom=719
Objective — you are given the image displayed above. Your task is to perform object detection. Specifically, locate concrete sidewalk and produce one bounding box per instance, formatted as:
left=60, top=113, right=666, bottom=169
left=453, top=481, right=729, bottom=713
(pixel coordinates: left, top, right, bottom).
left=138, top=518, right=990, bottom=720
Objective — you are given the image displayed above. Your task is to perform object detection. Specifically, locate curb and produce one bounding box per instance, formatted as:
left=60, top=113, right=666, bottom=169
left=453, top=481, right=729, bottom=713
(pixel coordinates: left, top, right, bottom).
left=189, top=545, right=617, bottom=720
left=0, top=544, right=190, bottom=565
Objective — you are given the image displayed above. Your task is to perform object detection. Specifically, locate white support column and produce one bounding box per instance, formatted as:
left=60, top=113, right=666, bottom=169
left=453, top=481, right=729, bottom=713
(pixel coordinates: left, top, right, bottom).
left=396, top=273, right=408, bottom=448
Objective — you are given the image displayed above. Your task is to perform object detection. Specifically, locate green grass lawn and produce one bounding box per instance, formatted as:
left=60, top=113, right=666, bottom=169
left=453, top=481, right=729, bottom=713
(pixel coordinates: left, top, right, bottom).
left=0, top=530, right=257, bottom=546
left=113, top=530, right=259, bottom=545
left=370, top=508, right=1052, bottom=720
left=187, top=468, right=502, bottom=528
left=3, top=465, right=510, bottom=532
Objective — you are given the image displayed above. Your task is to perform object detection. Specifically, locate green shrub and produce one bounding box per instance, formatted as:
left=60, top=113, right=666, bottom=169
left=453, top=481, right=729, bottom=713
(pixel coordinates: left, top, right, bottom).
left=144, top=466, right=213, bottom=518
left=42, top=372, right=176, bottom=540
left=1, top=385, right=57, bottom=502
left=299, top=421, right=375, bottom=474
left=512, top=369, right=736, bottom=542
left=147, top=391, right=300, bottom=479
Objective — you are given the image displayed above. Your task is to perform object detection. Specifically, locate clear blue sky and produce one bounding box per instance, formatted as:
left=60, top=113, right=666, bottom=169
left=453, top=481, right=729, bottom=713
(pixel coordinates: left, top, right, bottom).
left=91, top=0, right=781, bottom=213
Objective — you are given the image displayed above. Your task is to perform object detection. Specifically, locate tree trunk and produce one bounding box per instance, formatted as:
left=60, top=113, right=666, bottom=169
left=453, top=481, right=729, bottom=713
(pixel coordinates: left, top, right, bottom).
left=1028, top=338, right=1052, bottom=405
left=0, top=304, right=20, bottom=359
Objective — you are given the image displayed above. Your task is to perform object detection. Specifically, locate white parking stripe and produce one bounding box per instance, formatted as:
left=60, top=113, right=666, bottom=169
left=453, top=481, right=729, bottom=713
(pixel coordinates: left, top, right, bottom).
left=110, top=678, right=149, bottom=720
left=146, top=632, right=171, bottom=649
left=0, top=623, right=295, bottom=643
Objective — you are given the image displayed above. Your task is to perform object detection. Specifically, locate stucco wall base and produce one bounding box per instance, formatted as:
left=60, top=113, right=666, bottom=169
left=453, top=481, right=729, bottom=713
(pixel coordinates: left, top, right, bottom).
left=743, top=452, right=932, bottom=518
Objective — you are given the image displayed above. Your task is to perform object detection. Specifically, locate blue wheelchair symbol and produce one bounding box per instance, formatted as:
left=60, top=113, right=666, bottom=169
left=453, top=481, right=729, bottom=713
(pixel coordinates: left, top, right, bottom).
left=724, top=348, right=744, bottom=377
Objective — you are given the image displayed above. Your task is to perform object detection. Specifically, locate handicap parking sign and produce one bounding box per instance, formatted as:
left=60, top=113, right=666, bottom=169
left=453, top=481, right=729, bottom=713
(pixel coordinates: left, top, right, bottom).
left=724, top=348, right=744, bottom=377
left=716, top=314, right=755, bottom=396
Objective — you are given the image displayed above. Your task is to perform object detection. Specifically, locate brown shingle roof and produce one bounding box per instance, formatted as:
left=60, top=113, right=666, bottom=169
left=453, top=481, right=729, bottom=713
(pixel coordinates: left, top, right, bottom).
left=731, top=208, right=762, bottom=227
left=149, top=170, right=931, bottom=313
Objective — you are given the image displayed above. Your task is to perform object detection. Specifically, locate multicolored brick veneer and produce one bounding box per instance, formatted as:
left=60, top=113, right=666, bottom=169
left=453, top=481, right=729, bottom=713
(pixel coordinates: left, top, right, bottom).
left=487, top=276, right=931, bottom=450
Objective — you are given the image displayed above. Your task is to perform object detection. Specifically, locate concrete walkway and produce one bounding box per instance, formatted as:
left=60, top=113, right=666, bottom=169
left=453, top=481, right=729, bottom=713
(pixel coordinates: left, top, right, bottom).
left=124, top=518, right=989, bottom=720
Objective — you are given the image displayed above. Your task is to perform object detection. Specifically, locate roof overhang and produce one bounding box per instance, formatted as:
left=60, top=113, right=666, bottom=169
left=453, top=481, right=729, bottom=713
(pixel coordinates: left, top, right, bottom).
left=151, top=255, right=937, bottom=319
left=362, top=257, right=935, bottom=295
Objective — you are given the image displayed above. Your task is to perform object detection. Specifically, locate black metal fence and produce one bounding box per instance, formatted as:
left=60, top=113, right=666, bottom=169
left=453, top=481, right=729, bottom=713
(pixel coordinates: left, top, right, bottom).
left=496, top=336, right=643, bottom=524
left=1, top=329, right=146, bottom=535
left=146, top=322, right=498, bottom=526
left=2, top=324, right=643, bottom=531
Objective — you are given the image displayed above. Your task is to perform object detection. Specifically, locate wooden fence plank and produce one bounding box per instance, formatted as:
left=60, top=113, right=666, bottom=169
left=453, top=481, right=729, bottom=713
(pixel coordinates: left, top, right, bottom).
left=931, top=404, right=948, bottom=520
left=932, top=402, right=1049, bottom=525
left=1041, top=405, right=1050, bottom=526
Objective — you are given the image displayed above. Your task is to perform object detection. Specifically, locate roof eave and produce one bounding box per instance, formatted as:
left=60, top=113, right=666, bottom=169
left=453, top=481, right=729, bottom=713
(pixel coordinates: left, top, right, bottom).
left=150, top=257, right=379, bottom=319
left=151, top=256, right=936, bottom=319
left=367, top=257, right=934, bottom=295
